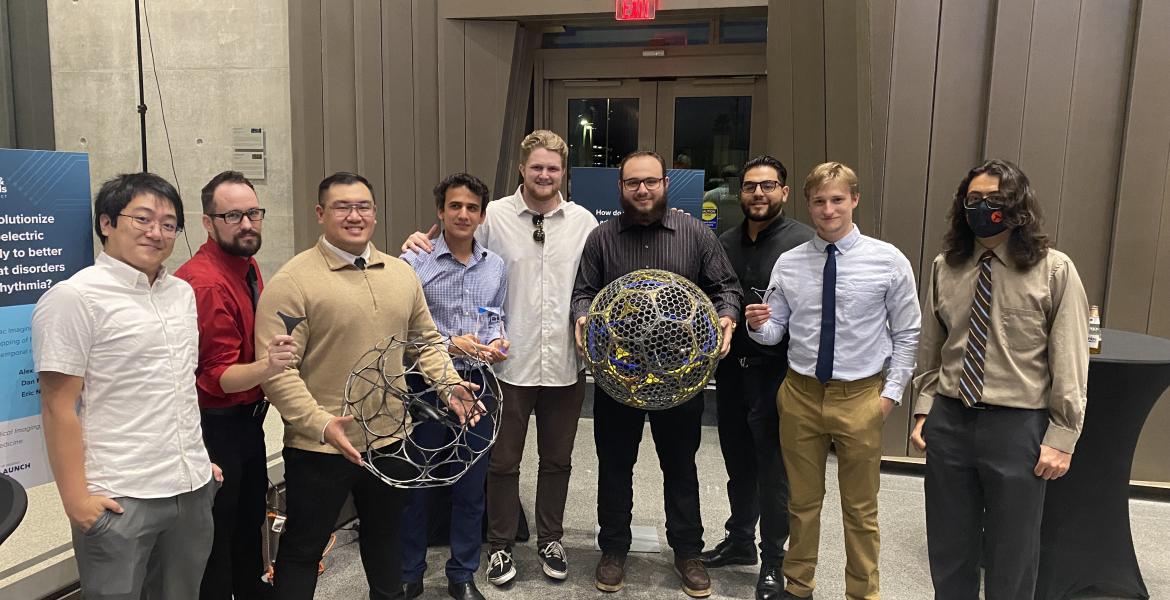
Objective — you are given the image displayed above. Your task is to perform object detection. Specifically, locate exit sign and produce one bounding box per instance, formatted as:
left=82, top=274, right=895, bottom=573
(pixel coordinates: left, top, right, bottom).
left=616, top=0, right=658, bottom=21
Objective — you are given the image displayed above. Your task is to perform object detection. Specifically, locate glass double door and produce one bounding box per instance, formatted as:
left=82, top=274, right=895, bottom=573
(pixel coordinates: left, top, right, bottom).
left=548, top=77, right=766, bottom=236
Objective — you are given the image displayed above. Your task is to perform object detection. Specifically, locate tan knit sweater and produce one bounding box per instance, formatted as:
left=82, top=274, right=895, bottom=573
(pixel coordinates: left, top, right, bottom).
left=256, top=238, right=457, bottom=453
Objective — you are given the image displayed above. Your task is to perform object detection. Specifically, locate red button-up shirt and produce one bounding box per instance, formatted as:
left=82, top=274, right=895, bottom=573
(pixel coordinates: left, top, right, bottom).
left=175, top=238, right=264, bottom=409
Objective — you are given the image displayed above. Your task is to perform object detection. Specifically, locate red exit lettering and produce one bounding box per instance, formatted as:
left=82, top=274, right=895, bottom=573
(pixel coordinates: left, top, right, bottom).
left=615, top=0, right=658, bottom=21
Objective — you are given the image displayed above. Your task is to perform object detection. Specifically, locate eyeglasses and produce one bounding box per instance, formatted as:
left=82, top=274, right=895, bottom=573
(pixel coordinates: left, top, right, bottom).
left=620, top=177, right=664, bottom=192
left=210, top=208, right=266, bottom=224
left=741, top=180, right=782, bottom=194
left=328, top=202, right=376, bottom=216
left=532, top=214, right=545, bottom=243
left=963, top=192, right=1006, bottom=209
left=117, top=213, right=182, bottom=237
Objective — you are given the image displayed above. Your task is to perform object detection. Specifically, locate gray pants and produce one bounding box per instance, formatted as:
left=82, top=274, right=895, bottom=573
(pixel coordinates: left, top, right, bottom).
left=72, top=480, right=216, bottom=600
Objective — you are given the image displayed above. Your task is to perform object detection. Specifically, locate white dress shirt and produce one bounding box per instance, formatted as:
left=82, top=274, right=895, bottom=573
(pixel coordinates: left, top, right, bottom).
left=747, top=226, right=921, bottom=401
left=478, top=186, right=599, bottom=387
left=32, top=253, right=213, bottom=498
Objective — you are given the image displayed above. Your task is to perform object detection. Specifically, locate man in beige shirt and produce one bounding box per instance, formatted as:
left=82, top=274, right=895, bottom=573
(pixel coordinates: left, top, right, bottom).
left=255, top=172, right=478, bottom=600
left=910, top=159, right=1089, bottom=600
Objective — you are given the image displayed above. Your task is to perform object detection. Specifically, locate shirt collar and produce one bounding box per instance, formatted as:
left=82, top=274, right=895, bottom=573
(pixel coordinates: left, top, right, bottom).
left=509, top=185, right=566, bottom=217
left=318, top=236, right=380, bottom=271
left=811, top=224, right=861, bottom=254
left=618, top=208, right=676, bottom=232
left=975, top=240, right=1011, bottom=268
left=740, top=213, right=788, bottom=244
left=198, top=236, right=256, bottom=278
left=433, top=234, right=489, bottom=266
left=96, top=251, right=168, bottom=289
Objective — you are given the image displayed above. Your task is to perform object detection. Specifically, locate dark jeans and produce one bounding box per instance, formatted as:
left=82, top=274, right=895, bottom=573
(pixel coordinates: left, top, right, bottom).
left=924, top=395, right=1049, bottom=600
left=400, top=370, right=496, bottom=583
left=594, top=387, right=704, bottom=557
left=199, top=408, right=271, bottom=600
left=712, top=360, right=791, bottom=566
left=274, top=446, right=410, bottom=600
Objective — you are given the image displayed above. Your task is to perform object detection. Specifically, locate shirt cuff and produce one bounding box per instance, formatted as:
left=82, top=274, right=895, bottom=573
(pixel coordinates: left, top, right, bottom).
left=1042, top=421, right=1080, bottom=454
left=913, top=391, right=935, bottom=416
left=880, top=381, right=905, bottom=404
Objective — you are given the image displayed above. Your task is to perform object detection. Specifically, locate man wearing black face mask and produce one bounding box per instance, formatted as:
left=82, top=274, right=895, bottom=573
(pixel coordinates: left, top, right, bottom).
left=910, top=159, right=1089, bottom=599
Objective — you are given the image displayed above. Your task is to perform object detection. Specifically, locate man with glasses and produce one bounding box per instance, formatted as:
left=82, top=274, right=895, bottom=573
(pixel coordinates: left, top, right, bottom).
left=572, top=150, right=740, bottom=598
left=911, top=159, right=1087, bottom=598
left=175, top=170, right=297, bottom=599
left=402, top=131, right=598, bottom=586
left=255, top=172, right=480, bottom=600
left=33, top=172, right=221, bottom=599
left=700, top=156, right=812, bottom=600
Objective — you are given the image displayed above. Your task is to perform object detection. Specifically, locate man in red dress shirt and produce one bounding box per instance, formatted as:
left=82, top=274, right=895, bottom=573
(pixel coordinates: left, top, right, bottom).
left=176, top=171, right=297, bottom=600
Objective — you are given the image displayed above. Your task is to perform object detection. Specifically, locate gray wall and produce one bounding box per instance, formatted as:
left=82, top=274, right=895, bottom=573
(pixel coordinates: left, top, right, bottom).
left=46, top=0, right=295, bottom=279
left=0, top=0, right=55, bottom=149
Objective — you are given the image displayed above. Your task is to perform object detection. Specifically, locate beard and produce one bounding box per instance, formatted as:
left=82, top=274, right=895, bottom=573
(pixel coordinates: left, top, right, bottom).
left=619, top=191, right=668, bottom=224
left=743, top=199, right=784, bottom=223
left=216, top=230, right=262, bottom=257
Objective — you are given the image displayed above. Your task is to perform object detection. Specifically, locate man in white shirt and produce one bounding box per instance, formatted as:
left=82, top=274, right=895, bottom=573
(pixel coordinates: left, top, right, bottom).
left=745, top=162, right=920, bottom=600
left=402, top=130, right=599, bottom=586
left=33, top=172, right=221, bottom=600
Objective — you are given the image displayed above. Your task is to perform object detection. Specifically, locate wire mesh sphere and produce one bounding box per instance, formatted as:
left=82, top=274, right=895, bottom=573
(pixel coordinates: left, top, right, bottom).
left=343, top=332, right=502, bottom=488
left=584, top=269, right=722, bottom=410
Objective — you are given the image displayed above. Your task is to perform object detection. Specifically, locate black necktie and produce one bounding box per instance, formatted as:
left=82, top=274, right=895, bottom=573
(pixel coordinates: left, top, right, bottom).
left=245, top=264, right=259, bottom=314
left=959, top=251, right=995, bottom=407
left=815, top=243, right=837, bottom=384
left=354, top=257, right=366, bottom=270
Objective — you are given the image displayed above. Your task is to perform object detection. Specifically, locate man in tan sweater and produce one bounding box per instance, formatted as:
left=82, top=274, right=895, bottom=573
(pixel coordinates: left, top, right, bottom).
left=255, top=172, right=478, bottom=600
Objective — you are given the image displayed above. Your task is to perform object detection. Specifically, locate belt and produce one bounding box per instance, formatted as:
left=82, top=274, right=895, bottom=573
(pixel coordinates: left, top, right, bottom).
left=201, top=399, right=269, bottom=418
left=732, top=355, right=773, bottom=368
left=940, top=394, right=1035, bottom=412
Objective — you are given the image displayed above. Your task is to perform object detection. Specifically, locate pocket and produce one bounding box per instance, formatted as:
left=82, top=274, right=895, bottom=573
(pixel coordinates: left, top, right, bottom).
left=83, top=510, right=113, bottom=537
left=1000, top=307, right=1047, bottom=352
left=845, top=281, right=885, bottom=313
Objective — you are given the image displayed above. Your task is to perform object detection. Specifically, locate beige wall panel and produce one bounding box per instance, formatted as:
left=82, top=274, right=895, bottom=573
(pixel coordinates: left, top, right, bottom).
left=1054, top=0, right=1136, bottom=308
left=289, top=0, right=324, bottom=251
left=321, top=1, right=359, bottom=175
left=1016, top=0, right=1079, bottom=241
left=1151, top=161, right=1170, bottom=338
left=877, top=0, right=940, bottom=271
left=1134, top=160, right=1170, bottom=482
left=464, top=21, right=518, bottom=192
left=919, top=0, right=995, bottom=276
left=438, top=18, right=468, bottom=175
left=354, top=1, right=388, bottom=250
left=983, top=0, right=1034, bottom=162
left=787, top=0, right=826, bottom=225
left=765, top=0, right=795, bottom=183
left=383, top=0, right=422, bottom=248
left=412, top=0, right=441, bottom=223
left=1104, top=0, right=1170, bottom=333
left=825, top=1, right=869, bottom=229
left=866, top=0, right=896, bottom=243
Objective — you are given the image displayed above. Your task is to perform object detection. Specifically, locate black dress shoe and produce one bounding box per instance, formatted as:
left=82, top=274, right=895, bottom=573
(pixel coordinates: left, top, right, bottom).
left=403, top=581, right=423, bottom=599
left=756, top=564, right=783, bottom=600
left=699, top=537, right=757, bottom=567
left=448, top=580, right=486, bottom=600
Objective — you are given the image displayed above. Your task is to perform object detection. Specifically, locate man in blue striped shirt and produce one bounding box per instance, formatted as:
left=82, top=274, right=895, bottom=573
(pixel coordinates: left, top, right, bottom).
left=746, top=162, right=921, bottom=600
left=400, top=173, right=508, bottom=600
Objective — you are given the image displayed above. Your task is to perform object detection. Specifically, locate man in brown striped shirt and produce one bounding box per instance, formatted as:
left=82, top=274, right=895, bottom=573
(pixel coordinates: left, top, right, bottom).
left=571, top=150, right=741, bottom=598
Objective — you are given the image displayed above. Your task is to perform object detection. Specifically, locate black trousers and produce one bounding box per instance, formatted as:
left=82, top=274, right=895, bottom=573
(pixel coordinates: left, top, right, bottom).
left=924, top=395, right=1049, bottom=600
left=594, top=387, right=704, bottom=557
left=274, top=446, right=408, bottom=600
left=712, top=360, right=790, bottom=566
left=199, top=409, right=271, bottom=600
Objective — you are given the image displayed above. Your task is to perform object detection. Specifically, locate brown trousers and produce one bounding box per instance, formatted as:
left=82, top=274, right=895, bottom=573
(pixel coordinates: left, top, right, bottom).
left=486, top=376, right=585, bottom=549
left=779, top=369, right=884, bottom=600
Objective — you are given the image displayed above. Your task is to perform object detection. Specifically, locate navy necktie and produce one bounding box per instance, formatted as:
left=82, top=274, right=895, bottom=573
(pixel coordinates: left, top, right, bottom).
left=815, top=243, right=837, bottom=384
left=245, top=264, right=259, bottom=314
left=354, top=256, right=366, bottom=270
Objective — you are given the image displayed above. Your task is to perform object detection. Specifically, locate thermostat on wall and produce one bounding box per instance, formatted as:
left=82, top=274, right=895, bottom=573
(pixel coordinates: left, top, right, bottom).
left=232, top=151, right=266, bottom=181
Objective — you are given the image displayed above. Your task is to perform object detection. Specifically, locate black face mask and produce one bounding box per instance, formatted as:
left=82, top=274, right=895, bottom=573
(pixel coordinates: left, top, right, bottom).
left=965, top=202, right=1008, bottom=238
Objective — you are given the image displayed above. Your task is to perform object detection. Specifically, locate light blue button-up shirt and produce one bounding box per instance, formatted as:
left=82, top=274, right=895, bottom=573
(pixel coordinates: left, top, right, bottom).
left=401, top=234, right=508, bottom=344
left=747, top=225, right=921, bottom=401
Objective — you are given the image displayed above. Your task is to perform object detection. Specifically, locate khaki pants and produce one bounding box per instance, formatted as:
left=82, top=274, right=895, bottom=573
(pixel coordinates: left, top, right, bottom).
left=779, top=369, right=884, bottom=600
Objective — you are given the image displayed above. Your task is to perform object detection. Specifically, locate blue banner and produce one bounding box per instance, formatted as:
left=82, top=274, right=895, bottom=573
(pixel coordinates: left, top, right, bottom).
left=0, top=149, right=92, bottom=487
left=569, top=167, right=709, bottom=226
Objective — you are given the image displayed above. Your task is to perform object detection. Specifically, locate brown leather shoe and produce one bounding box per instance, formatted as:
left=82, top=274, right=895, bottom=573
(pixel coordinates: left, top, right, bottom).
left=675, top=556, right=712, bottom=598
left=595, top=553, right=626, bottom=593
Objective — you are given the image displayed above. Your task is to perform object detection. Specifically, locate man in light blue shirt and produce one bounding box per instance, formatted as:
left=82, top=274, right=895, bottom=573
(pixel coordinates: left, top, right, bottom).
left=745, top=162, right=920, bottom=600
left=400, top=172, right=507, bottom=600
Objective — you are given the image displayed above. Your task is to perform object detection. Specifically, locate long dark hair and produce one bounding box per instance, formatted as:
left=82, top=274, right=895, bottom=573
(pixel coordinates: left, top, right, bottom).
left=943, top=159, right=1048, bottom=269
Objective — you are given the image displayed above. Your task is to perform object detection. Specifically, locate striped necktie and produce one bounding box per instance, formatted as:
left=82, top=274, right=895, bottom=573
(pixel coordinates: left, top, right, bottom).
left=959, top=250, right=995, bottom=408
